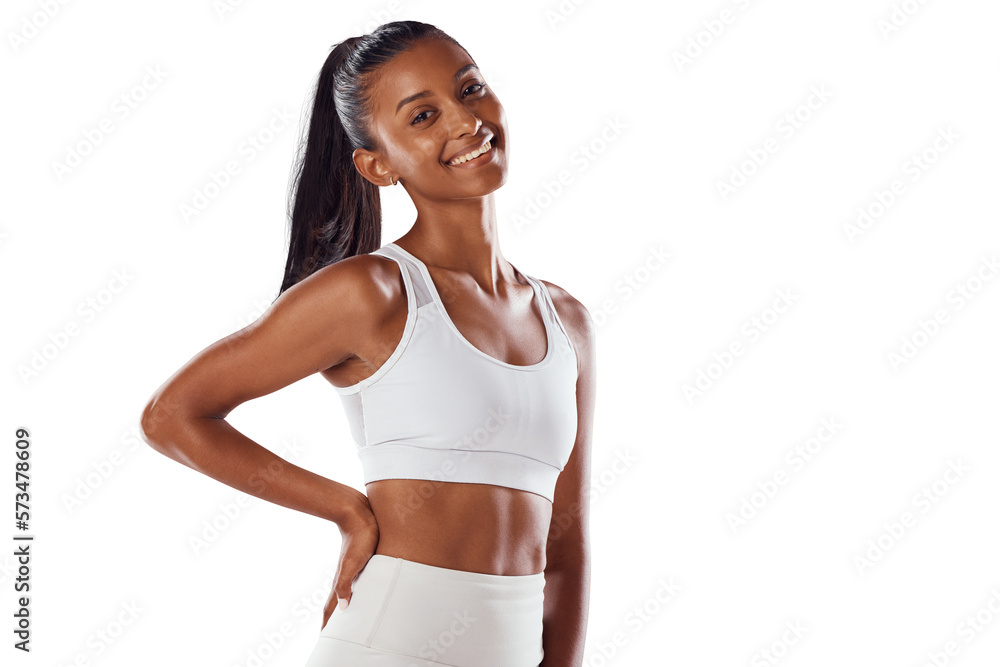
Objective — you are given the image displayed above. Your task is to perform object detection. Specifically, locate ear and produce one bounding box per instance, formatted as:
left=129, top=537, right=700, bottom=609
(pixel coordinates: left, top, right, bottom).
left=352, top=147, right=395, bottom=187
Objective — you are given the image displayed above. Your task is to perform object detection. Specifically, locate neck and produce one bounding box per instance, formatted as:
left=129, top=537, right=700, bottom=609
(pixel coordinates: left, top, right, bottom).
left=396, top=194, right=516, bottom=295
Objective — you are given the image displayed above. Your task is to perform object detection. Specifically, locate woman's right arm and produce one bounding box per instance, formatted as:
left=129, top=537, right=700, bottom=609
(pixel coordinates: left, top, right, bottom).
left=139, top=255, right=389, bottom=528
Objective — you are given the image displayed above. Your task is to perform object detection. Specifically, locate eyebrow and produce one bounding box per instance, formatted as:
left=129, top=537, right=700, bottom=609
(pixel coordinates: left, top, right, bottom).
left=395, top=63, right=480, bottom=115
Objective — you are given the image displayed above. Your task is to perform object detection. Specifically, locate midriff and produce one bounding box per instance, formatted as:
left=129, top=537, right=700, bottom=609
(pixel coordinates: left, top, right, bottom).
left=365, top=478, right=552, bottom=575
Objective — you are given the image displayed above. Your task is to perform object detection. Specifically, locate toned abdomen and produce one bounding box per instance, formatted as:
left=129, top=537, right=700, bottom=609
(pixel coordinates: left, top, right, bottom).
left=365, top=479, right=552, bottom=575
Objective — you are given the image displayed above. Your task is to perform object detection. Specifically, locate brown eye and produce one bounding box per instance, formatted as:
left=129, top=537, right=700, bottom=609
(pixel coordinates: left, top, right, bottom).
left=463, top=83, right=486, bottom=97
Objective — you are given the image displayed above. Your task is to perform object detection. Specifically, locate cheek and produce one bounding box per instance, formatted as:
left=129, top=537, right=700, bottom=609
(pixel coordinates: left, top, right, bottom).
left=488, top=100, right=508, bottom=137
left=393, top=138, right=441, bottom=173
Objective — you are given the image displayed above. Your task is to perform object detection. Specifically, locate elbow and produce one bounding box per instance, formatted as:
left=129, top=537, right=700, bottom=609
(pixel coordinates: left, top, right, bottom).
left=545, top=534, right=591, bottom=573
left=139, top=391, right=183, bottom=457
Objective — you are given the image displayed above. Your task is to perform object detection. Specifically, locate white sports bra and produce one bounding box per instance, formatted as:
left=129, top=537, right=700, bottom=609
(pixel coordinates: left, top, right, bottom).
left=334, top=242, right=578, bottom=503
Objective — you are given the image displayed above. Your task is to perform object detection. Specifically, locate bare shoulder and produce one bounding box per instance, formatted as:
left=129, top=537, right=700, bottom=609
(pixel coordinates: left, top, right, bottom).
left=538, top=279, right=592, bottom=332
left=285, top=251, right=403, bottom=318
left=538, top=278, right=595, bottom=367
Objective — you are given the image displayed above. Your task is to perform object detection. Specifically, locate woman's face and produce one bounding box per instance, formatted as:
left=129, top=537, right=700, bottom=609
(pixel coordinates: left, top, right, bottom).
left=353, top=37, right=508, bottom=199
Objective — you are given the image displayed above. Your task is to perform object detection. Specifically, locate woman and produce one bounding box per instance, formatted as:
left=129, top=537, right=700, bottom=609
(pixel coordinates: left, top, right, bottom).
left=140, top=20, right=595, bottom=666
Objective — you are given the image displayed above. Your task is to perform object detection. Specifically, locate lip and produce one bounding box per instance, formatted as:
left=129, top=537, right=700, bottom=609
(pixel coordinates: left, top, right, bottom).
left=445, top=134, right=495, bottom=166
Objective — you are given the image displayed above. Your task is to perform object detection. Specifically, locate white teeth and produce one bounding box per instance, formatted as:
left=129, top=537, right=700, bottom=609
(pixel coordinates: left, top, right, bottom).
left=449, top=140, right=491, bottom=165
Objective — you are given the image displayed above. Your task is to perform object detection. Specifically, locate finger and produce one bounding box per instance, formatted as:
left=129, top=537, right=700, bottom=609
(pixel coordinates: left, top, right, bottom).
left=335, top=556, right=363, bottom=606
left=334, top=573, right=354, bottom=610
left=321, top=604, right=333, bottom=630
left=322, top=592, right=336, bottom=625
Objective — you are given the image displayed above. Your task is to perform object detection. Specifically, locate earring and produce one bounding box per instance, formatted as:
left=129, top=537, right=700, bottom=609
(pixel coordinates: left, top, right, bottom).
left=392, top=177, right=398, bottom=186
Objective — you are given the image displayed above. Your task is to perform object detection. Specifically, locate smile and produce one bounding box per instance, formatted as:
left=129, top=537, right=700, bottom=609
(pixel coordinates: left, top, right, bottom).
left=447, top=140, right=492, bottom=166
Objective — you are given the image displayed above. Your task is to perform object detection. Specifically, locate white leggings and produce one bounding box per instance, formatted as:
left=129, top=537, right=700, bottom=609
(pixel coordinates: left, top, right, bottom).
left=303, top=554, right=545, bottom=666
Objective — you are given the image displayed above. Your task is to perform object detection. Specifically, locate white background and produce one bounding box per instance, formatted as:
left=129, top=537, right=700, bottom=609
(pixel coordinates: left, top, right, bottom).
left=3, top=0, right=1000, bottom=665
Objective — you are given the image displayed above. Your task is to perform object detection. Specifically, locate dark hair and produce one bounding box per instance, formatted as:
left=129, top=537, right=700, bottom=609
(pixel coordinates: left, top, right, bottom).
left=278, top=20, right=465, bottom=297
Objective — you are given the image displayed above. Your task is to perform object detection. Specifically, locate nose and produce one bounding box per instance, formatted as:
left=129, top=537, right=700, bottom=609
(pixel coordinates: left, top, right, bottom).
left=444, top=97, right=482, bottom=138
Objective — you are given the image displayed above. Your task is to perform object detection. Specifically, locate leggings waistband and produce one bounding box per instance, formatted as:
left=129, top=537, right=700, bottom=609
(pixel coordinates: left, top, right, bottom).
left=370, top=553, right=545, bottom=587
left=310, top=554, right=545, bottom=666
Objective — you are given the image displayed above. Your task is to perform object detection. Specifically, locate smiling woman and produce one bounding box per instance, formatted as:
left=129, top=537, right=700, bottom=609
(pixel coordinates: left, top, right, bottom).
left=139, top=20, right=594, bottom=667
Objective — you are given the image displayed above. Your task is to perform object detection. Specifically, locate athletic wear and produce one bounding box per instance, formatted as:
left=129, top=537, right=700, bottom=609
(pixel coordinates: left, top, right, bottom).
left=303, top=554, right=545, bottom=666
left=334, top=242, right=578, bottom=503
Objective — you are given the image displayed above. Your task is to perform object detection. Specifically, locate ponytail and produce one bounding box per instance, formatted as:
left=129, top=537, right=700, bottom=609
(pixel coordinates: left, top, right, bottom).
left=278, top=38, right=381, bottom=296
left=278, top=21, right=463, bottom=298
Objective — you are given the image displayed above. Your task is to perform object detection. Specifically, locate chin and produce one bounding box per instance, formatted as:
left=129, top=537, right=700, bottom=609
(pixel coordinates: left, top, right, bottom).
left=478, top=167, right=508, bottom=195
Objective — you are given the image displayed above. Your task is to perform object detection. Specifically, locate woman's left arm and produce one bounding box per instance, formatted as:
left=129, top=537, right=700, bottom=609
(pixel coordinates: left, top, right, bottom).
left=541, top=283, right=596, bottom=667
